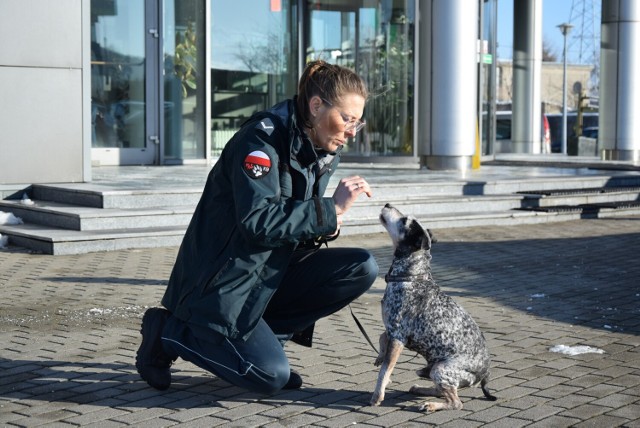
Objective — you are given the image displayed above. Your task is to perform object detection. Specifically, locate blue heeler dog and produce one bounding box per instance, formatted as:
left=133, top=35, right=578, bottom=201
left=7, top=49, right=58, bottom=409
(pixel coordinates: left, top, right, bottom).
left=370, top=204, right=497, bottom=412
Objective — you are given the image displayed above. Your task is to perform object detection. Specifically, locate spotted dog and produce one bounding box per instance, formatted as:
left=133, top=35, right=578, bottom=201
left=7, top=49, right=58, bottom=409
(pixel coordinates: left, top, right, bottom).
left=370, top=204, right=496, bottom=412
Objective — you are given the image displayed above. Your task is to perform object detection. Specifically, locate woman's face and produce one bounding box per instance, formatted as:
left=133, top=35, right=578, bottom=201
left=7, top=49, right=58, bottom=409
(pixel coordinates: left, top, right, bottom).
left=308, top=93, right=366, bottom=153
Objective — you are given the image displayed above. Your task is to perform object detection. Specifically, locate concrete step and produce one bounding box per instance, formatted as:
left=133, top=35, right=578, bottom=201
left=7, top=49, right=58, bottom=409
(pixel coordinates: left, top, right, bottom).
left=31, top=184, right=204, bottom=209
left=29, top=173, right=640, bottom=209
left=0, top=199, right=194, bottom=231
left=4, top=200, right=640, bottom=255
left=0, top=223, right=186, bottom=255
left=519, top=186, right=640, bottom=208
left=3, top=172, right=640, bottom=255
left=341, top=203, right=640, bottom=235
left=348, top=194, right=525, bottom=218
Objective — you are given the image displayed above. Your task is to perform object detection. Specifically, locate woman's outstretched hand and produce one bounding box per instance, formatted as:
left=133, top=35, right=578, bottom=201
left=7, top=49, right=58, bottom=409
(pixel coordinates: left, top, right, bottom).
left=332, top=175, right=372, bottom=216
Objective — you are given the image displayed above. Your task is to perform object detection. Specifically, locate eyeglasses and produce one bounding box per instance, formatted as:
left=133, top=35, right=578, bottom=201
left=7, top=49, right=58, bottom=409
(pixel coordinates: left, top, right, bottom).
left=321, top=98, right=366, bottom=133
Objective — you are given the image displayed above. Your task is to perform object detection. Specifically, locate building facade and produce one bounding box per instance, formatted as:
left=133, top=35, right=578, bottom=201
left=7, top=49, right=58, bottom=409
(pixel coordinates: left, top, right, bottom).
left=1, top=0, right=638, bottom=187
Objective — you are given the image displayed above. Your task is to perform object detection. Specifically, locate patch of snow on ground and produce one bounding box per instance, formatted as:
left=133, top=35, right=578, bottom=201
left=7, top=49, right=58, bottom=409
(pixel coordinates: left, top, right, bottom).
left=0, top=211, right=23, bottom=225
left=0, top=211, right=24, bottom=248
left=549, top=345, right=605, bottom=355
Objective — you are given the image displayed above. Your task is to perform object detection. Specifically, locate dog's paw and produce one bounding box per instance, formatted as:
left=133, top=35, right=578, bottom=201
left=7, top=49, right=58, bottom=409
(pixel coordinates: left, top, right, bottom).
left=374, top=356, right=383, bottom=366
left=418, top=401, right=437, bottom=412
left=369, top=392, right=384, bottom=406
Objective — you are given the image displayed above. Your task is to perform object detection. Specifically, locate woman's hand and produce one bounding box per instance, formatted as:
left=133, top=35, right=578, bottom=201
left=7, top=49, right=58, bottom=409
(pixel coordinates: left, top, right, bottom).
left=332, top=175, right=372, bottom=216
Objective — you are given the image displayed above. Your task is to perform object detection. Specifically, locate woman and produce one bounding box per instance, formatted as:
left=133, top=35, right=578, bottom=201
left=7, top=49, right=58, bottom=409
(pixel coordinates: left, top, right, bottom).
left=136, top=60, right=378, bottom=393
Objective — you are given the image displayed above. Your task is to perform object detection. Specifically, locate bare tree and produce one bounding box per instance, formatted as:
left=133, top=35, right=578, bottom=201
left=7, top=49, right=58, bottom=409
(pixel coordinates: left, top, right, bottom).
left=542, top=38, right=559, bottom=62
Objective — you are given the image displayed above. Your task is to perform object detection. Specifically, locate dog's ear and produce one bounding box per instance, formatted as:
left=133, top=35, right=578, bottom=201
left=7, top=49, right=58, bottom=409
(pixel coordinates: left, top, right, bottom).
left=406, top=217, right=431, bottom=251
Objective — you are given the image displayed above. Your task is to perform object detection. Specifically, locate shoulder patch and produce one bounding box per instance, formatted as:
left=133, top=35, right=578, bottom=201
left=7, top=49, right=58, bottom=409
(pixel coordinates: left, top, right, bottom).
left=256, top=118, right=275, bottom=136
left=243, top=150, right=272, bottom=179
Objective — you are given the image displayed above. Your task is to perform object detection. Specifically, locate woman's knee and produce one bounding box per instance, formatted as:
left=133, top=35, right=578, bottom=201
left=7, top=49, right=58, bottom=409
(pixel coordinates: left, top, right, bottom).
left=246, top=357, right=290, bottom=394
left=357, top=249, right=379, bottom=284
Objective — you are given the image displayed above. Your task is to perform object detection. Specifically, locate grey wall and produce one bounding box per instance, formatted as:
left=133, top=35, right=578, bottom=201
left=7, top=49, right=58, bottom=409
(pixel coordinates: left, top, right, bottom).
left=0, top=0, right=90, bottom=185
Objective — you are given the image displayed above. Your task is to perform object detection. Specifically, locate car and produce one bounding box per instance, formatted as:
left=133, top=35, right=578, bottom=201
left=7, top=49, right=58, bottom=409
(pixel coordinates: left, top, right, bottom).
left=494, top=111, right=551, bottom=153
left=547, top=113, right=599, bottom=152
left=582, top=126, right=598, bottom=139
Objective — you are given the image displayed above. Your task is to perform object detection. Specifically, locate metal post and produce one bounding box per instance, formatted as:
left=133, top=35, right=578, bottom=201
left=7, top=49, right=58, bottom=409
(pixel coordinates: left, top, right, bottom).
left=558, top=23, right=573, bottom=155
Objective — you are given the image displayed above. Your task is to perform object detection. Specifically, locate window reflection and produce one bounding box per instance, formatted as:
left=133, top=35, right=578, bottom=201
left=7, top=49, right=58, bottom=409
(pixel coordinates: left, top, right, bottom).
left=90, top=0, right=146, bottom=149
left=307, top=1, right=415, bottom=157
left=164, top=0, right=206, bottom=160
left=210, top=1, right=298, bottom=156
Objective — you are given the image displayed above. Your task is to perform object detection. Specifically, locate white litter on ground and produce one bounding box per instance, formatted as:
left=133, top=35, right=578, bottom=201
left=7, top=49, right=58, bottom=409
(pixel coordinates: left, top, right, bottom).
left=0, top=235, right=8, bottom=249
left=549, top=345, right=605, bottom=355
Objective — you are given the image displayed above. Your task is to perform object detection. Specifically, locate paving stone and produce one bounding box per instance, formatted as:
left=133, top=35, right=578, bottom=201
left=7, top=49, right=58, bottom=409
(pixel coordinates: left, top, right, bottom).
left=511, top=404, right=563, bottom=421
left=526, top=415, right=583, bottom=427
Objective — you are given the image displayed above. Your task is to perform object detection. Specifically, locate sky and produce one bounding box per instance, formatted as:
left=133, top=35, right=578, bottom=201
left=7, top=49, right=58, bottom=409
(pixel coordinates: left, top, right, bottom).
left=497, top=0, right=601, bottom=64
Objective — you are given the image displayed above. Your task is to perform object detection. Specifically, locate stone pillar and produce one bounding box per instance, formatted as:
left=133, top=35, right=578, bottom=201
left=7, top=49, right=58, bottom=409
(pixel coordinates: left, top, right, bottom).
left=418, top=0, right=479, bottom=170
left=512, top=0, right=542, bottom=154
left=600, top=0, right=640, bottom=162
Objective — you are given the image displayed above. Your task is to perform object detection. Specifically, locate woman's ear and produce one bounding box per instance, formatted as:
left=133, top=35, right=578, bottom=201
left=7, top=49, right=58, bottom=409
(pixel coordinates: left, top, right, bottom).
left=309, top=96, right=323, bottom=117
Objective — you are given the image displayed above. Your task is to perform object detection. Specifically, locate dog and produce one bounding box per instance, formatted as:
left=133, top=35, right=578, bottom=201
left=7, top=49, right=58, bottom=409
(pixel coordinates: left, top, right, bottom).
left=370, top=204, right=497, bottom=412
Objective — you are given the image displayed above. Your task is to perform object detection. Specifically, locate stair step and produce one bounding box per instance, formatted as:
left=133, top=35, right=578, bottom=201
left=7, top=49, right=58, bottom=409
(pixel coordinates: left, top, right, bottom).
left=0, top=199, right=194, bottom=231
left=3, top=169, right=640, bottom=255
left=31, top=184, right=204, bottom=209
left=518, top=186, right=640, bottom=196
left=346, top=203, right=640, bottom=235
left=518, top=186, right=640, bottom=208
left=520, top=200, right=640, bottom=213
left=0, top=223, right=186, bottom=255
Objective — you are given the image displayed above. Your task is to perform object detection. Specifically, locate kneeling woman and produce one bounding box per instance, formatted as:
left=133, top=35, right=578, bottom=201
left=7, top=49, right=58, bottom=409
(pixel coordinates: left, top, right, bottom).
left=135, top=60, right=378, bottom=393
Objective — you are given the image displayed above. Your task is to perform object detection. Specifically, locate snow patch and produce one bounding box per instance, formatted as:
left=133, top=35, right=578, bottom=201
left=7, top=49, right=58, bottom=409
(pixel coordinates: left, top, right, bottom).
left=1, top=211, right=24, bottom=249
left=0, top=211, right=23, bottom=225
left=549, top=345, right=605, bottom=355
left=20, top=193, right=35, bottom=206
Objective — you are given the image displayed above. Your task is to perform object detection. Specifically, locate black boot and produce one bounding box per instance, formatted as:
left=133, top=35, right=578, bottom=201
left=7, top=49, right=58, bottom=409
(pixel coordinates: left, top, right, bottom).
left=283, top=369, right=303, bottom=389
left=135, top=308, right=175, bottom=390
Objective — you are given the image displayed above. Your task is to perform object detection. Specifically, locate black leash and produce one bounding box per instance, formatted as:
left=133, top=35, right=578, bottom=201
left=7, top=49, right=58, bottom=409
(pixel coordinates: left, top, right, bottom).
left=349, top=305, right=421, bottom=364
left=349, top=305, right=379, bottom=354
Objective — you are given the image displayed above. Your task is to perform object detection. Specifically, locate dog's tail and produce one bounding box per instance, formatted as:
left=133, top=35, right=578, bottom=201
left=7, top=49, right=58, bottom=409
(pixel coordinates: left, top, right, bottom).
left=481, top=377, right=497, bottom=401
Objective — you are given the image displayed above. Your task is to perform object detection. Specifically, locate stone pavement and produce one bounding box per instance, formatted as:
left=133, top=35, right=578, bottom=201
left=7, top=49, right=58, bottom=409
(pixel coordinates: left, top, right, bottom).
left=1, top=215, right=639, bottom=427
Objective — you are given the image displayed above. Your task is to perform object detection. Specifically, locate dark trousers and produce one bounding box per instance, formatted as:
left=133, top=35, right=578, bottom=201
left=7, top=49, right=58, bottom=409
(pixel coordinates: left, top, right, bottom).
left=161, top=247, right=378, bottom=394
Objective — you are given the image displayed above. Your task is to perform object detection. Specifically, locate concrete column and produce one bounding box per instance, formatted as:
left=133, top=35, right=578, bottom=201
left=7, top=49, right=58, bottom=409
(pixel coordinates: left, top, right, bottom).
left=600, top=0, right=640, bottom=162
left=512, top=0, right=542, bottom=154
left=418, top=0, right=479, bottom=170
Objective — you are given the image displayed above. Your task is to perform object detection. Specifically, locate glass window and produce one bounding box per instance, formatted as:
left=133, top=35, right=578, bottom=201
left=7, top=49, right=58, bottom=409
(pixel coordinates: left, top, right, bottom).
left=210, top=1, right=298, bottom=156
left=164, top=0, right=207, bottom=160
left=306, top=1, right=416, bottom=157
left=90, top=0, right=146, bottom=149
left=480, top=0, right=497, bottom=156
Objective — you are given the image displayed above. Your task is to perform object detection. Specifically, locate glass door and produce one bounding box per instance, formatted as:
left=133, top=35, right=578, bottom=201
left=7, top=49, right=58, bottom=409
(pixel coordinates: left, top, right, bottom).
left=480, top=0, right=498, bottom=157
left=305, top=1, right=416, bottom=158
left=163, top=0, right=207, bottom=162
left=209, top=1, right=298, bottom=157
left=90, top=0, right=159, bottom=165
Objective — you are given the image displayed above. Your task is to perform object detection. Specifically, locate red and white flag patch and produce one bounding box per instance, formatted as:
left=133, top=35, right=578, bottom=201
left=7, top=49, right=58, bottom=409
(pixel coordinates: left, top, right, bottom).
left=243, top=150, right=272, bottom=179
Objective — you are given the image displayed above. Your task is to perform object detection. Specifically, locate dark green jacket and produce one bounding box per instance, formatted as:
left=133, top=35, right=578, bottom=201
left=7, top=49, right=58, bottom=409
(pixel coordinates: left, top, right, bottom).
left=162, top=99, right=340, bottom=341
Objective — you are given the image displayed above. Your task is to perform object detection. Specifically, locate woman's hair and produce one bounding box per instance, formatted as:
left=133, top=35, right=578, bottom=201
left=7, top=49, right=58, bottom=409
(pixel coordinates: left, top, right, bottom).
left=297, top=60, right=368, bottom=129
